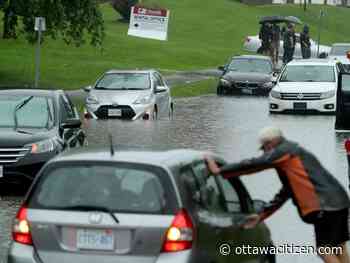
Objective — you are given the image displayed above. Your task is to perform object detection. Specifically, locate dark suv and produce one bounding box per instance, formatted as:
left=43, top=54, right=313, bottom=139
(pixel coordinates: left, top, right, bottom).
left=0, top=89, right=85, bottom=186
left=8, top=148, right=274, bottom=263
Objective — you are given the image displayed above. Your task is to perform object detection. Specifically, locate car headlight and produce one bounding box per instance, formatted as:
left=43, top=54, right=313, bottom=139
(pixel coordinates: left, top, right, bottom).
left=270, top=90, right=281, bottom=99
left=320, top=90, right=336, bottom=99
left=25, top=138, right=57, bottom=154
left=220, top=79, right=230, bottom=86
left=86, top=96, right=99, bottom=104
left=262, top=82, right=274, bottom=88
left=133, top=95, right=152, bottom=105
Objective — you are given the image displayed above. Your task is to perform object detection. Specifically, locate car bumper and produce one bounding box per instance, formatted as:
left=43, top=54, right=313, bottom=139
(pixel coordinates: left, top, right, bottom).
left=220, top=85, right=271, bottom=96
left=85, top=103, right=155, bottom=120
left=269, top=96, right=336, bottom=113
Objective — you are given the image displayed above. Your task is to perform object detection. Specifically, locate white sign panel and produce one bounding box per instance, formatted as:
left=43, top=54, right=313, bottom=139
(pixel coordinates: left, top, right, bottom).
left=128, top=6, right=169, bottom=41
left=35, top=17, right=46, bottom=31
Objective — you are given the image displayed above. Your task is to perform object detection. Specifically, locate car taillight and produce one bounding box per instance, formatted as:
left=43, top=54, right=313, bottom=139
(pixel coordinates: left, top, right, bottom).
left=162, top=209, right=194, bottom=253
left=345, top=139, right=350, bottom=154
left=12, top=206, right=33, bottom=245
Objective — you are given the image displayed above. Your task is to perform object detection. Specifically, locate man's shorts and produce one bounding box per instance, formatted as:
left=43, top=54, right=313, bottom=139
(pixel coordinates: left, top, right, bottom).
left=313, top=209, right=349, bottom=248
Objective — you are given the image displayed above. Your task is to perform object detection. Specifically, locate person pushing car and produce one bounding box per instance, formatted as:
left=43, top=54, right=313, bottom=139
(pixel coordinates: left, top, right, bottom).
left=205, top=126, right=350, bottom=263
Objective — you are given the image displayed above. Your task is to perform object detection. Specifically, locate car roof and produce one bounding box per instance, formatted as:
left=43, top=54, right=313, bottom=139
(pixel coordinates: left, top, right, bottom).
left=331, top=43, right=350, bottom=47
left=0, top=89, right=60, bottom=97
left=232, top=55, right=271, bottom=61
left=50, top=147, right=223, bottom=169
left=104, top=69, right=157, bottom=74
left=287, top=59, right=338, bottom=66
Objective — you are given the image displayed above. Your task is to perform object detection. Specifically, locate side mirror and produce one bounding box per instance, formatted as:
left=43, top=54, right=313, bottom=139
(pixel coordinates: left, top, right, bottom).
left=252, top=199, right=267, bottom=213
left=155, top=86, right=167, bottom=93
left=272, top=72, right=279, bottom=77
left=83, top=86, right=92, bottom=93
left=61, top=119, right=82, bottom=129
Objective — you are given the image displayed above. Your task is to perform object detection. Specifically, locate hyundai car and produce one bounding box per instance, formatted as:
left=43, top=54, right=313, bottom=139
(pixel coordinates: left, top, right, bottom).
left=0, top=89, right=85, bottom=186
left=84, top=70, right=173, bottom=120
left=269, top=59, right=340, bottom=114
left=8, top=148, right=274, bottom=263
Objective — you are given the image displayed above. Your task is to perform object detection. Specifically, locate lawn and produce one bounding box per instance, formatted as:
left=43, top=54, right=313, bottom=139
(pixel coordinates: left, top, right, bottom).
left=171, top=78, right=218, bottom=98
left=0, top=0, right=349, bottom=90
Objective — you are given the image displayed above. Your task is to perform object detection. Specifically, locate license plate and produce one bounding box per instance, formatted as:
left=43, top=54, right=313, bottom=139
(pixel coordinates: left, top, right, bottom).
left=0, top=166, right=3, bottom=178
left=293, top=102, right=307, bottom=110
left=77, top=229, right=114, bottom=250
left=242, top=88, right=253, bottom=95
left=108, top=109, right=122, bottom=117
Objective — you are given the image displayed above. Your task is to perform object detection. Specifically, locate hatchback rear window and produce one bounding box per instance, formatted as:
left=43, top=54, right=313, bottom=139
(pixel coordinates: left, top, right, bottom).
left=28, top=162, right=178, bottom=214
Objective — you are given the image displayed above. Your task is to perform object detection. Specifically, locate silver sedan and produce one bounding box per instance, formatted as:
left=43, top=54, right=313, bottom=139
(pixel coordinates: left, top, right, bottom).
left=84, top=70, right=173, bottom=120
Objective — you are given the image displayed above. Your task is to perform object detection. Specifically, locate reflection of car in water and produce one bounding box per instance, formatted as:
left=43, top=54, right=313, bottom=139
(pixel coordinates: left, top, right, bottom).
left=0, top=89, right=85, bottom=186
left=269, top=59, right=340, bottom=114
left=244, top=33, right=331, bottom=59
left=8, top=148, right=275, bottom=263
left=217, top=55, right=277, bottom=96
left=335, top=71, right=350, bottom=130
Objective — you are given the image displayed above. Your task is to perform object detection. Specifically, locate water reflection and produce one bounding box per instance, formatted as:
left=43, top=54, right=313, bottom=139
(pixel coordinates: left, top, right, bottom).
left=1, top=95, right=349, bottom=263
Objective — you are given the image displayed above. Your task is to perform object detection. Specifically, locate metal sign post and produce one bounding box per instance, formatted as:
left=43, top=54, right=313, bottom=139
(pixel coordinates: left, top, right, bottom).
left=34, top=17, right=46, bottom=89
left=317, top=10, right=324, bottom=58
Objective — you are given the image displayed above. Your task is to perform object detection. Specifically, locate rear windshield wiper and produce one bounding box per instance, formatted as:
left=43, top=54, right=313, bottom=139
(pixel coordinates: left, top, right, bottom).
left=59, top=205, right=120, bottom=224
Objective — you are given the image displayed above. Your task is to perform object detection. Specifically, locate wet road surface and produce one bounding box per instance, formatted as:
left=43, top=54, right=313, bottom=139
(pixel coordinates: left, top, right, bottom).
left=1, top=95, right=349, bottom=263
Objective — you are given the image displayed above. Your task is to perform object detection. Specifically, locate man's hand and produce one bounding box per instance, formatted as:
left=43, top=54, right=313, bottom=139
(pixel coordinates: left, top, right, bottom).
left=240, top=214, right=261, bottom=229
left=204, top=155, right=221, bottom=175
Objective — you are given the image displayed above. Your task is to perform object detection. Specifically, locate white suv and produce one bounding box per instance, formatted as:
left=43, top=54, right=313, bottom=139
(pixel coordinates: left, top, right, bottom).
left=269, top=59, right=340, bottom=114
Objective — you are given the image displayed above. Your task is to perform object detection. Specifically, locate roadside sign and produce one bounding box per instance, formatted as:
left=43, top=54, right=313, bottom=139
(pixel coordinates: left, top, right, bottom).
left=128, top=6, right=170, bottom=41
left=35, top=17, right=46, bottom=31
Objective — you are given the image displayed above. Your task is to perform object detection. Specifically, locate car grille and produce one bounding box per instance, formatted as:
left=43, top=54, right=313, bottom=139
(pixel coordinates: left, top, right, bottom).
left=95, top=105, right=136, bottom=119
left=234, top=82, right=260, bottom=89
left=0, top=147, right=30, bottom=165
left=280, top=93, right=322, bottom=100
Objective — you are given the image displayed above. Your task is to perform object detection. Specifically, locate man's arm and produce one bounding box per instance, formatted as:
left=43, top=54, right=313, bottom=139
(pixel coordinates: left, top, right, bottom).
left=258, top=187, right=290, bottom=221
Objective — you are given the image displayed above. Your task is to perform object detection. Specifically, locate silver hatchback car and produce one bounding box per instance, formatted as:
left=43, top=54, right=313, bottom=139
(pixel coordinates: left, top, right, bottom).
left=8, top=148, right=274, bottom=263
left=84, top=70, right=173, bottom=120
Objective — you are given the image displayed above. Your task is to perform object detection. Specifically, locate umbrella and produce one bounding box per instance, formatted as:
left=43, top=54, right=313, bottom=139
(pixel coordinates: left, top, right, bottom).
left=259, top=15, right=302, bottom=25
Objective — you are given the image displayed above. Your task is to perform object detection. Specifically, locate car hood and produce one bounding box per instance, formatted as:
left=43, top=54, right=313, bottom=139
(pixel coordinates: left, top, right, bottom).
left=223, top=72, right=272, bottom=83
left=274, top=82, right=336, bottom=93
left=0, top=128, right=54, bottom=147
left=90, top=89, right=152, bottom=105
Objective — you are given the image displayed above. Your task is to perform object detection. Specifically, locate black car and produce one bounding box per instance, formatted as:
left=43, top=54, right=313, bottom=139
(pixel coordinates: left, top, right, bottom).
left=0, top=89, right=85, bottom=186
left=217, top=55, right=277, bottom=96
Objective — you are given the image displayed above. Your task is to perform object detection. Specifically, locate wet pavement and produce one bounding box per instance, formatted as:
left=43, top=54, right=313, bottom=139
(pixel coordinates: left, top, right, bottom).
left=1, top=94, right=349, bottom=263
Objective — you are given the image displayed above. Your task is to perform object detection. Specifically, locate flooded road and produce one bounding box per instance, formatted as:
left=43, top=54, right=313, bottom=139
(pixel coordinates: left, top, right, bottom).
left=1, top=95, right=349, bottom=263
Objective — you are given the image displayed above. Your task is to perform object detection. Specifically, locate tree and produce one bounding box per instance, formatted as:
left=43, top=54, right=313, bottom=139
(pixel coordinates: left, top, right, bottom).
left=111, top=0, right=139, bottom=21
left=1, top=0, right=105, bottom=47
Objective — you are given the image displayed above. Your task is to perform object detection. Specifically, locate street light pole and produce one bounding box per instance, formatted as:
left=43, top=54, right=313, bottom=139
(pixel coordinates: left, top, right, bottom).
left=317, top=10, right=324, bottom=57
left=34, top=17, right=46, bottom=89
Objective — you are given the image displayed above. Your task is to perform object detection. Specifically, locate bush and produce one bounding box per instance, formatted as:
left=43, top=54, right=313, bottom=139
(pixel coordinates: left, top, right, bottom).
left=111, top=0, right=139, bottom=21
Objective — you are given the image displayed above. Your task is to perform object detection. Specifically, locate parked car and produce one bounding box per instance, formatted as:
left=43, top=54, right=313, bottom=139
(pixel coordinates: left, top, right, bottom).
left=0, top=89, right=85, bottom=186
left=84, top=70, right=173, bottom=120
left=269, top=59, right=340, bottom=114
left=244, top=33, right=331, bottom=59
left=217, top=55, right=277, bottom=96
left=335, top=69, right=350, bottom=130
left=8, top=148, right=275, bottom=263
left=328, top=43, right=350, bottom=71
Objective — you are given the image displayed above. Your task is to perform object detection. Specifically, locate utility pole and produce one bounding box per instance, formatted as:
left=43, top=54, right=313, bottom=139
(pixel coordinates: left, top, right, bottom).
left=34, top=17, right=46, bottom=89
left=317, top=10, right=324, bottom=57
left=304, top=0, right=307, bottom=11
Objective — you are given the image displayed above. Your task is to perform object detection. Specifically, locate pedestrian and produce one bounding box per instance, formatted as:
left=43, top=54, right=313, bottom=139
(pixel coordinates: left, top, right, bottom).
left=205, top=126, right=350, bottom=263
left=258, top=22, right=272, bottom=55
left=283, top=23, right=296, bottom=64
left=271, top=23, right=281, bottom=69
left=300, top=24, right=311, bottom=59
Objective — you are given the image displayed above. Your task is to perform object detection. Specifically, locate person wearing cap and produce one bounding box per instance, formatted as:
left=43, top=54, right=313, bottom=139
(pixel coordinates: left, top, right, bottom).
left=300, top=25, right=311, bottom=59
left=205, top=126, right=350, bottom=263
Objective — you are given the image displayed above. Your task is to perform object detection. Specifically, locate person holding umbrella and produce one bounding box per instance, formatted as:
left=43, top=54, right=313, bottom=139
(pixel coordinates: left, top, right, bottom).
left=283, top=23, right=296, bottom=64
left=271, top=23, right=281, bottom=69
left=300, top=25, right=311, bottom=59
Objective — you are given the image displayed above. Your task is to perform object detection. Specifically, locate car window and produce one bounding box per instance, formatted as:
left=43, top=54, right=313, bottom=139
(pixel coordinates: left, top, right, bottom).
left=228, top=58, right=272, bottom=74
left=60, top=96, right=75, bottom=121
left=217, top=177, right=241, bottom=213
left=192, top=162, right=226, bottom=213
left=280, top=65, right=335, bottom=82
left=28, top=163, right=177, bottom=214
left=96, top=73, right=150, bottom=90
left=155, top=73, right=165, bottom=86
left=330, top=45, right=350, bottom=56
left=342, top=74, right=350, bottom=92
left=153, top=74, right=162, bottom=88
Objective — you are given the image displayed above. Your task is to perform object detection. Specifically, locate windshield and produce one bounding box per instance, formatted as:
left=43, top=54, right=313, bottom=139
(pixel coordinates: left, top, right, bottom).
left=279, top=65, right=335, bottom=82
left=95, top=73, right=150, bottom=90
left=0, top=95, right=55, bottom=129
left=330, top=45, right=350, bottom=56
left=228, top=59, right=272, bottom=74
left=29, top=163, right=177, bottom=214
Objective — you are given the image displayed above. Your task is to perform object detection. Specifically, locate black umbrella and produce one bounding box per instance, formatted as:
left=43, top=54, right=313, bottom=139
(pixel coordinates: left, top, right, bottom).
left=259, top=15, right=302, bottom=25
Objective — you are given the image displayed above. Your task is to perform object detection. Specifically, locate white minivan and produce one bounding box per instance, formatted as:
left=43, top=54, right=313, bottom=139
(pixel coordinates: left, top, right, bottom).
left=269, top=59, right=340, bottom=114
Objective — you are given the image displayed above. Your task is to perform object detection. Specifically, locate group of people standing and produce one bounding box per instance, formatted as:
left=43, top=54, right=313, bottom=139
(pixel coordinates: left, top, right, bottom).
left=258, top=22, right=312, bottom=68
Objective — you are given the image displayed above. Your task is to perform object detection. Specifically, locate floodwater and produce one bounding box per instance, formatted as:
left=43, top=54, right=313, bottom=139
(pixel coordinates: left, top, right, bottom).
left=1, top=95, right=349, bottom=263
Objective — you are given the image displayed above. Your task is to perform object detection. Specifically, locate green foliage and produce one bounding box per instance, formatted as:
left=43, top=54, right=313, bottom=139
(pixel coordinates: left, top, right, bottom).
left=171, top=79, right=218, bottom=98
left=1, top=0, right=105, bottom=47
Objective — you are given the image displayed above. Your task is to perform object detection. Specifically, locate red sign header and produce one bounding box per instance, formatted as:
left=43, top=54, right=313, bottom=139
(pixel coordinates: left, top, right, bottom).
left=133, top=6, right=168, bottom=17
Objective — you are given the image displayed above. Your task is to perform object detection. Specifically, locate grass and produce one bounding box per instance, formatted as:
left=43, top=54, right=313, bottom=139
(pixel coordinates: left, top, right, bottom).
left=0, top=0, right=350, bottom=90
left=170, top=78, right=218, bottom=98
